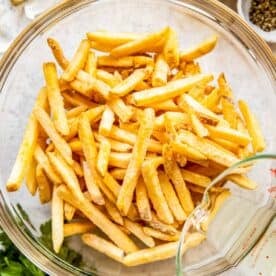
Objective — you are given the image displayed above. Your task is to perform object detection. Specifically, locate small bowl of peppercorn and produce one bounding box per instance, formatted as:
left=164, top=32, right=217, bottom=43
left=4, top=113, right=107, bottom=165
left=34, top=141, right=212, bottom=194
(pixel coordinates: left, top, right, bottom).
left=237, top=0, right=276, bottom=43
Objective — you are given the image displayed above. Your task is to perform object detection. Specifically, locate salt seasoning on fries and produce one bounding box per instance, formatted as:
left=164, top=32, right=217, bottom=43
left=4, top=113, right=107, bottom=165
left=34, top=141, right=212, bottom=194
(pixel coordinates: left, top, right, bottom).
left=6, top=27, right=266, bottom=266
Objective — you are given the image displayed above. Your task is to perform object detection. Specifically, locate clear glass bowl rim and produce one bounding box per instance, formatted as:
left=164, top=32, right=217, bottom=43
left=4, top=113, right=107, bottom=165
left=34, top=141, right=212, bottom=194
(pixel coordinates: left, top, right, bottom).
left=0, top=0, right=275, bottom=275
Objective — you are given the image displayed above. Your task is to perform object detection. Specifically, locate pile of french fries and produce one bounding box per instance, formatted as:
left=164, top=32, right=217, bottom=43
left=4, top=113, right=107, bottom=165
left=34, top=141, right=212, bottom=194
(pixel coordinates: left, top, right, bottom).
left=6, top=26, right=265, bottom=266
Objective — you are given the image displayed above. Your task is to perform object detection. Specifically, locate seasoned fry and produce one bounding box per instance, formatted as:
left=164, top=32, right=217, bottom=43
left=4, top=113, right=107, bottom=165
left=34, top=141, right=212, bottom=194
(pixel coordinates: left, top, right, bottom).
left=52, top=185, right=64, bottom=253
left=163, top=28, right=179, bottom=68
left=97, top=138, right=111, bottom=176
left=136, top=177, right=152, bottom=221
left=105, top=199, right=124, bottom=225
left=117, top=108, right=155, bottom=215
left=62, top=39, right=90, bottom=82
left=47, top=38, right=69, bottom=69
left=108, top=98, right=133, bottom=123
left=158, top=171, right=186, bottom=222
left=131, top=74, right=213, bottom=106
left=36, top=165, right=52, bottom=204
left=180, top=34, right=218, bottom=61
left=85, top=51, right=97, bottom=77
left=34, top=107, right=73, bottom=165
left=25, top=158, right=37, bottom=196
left=64, top=221, right=94, bottom=237
left=143, top=227, right=180, bottom=242
left=82, top=233, right=124, bottom=263
left=238, top=100, right=265, bottom=152
left=152, top=54, right=169, bottom=87
left=181, top=169, right=211, bottom=188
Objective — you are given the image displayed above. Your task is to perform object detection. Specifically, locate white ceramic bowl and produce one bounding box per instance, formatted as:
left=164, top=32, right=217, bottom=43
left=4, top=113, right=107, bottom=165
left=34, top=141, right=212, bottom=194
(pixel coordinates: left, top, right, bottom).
left=237, top=0, right=276, bottom=43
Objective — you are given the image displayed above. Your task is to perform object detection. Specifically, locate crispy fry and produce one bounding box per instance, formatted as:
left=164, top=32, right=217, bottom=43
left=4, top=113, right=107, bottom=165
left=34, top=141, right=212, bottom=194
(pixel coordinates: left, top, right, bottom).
left=97, top=138, right=111, bottom=176
left=103, top=172, right=121, bottom=197
left=154, top=112, right=189, bottom=130
left=144, top=99, right=180, bottom=112
left=136, top=177, right=152, bottom=221
left=98, top=55, right=152, bottom=68
left=152, top=54, right=169, bottom=87
left=64, top=202, right=76, bottom=221
left=109, top=168, right=126, bottom=181
left=25, top=158, right=37, bottom=196
left=123, top=232, right=205, bottom=266
left=52, top=185, right=64, bottom=253
left=202, top=87, right=220, bottom=111
left=47, top=38, right=69, bottom=69
left=96, top=69, right=119, bottom=87
left=147, top=213, right=178, bottom=235
left=82, top=233, right=124, bottom=262
left=117, top=108, right=155, bottom=215
left=99, top=106, right=115, bottom=136
left=62, top=92, right=97, bottom=108
left=67, top=105, right=88, bottom=118
left=62, top=39, right=90, bottom=82
left=227, top=174, right=257, bottom=190
left=34, top=106, right=73, bottom=165
left=143, top=227, right=180, bottom=242
left=108, top=98, right=133, bottom=123
left=221, top=97, right=237, bottom=129
left=163, top=28, right=179, bottom=68
left=85, top=51, right=97, bottom=77
left=163, top=144, right=194, bottom=214
left=218, top=73, right=233, bottom=98
left=36, top=165, right=52, bottom=204
left=64, top=221, right=94, bottom=237
left=124, top=219, right=155, bottom=248
left=180, top=34, right=218, bottom=61
left=158, top=171, right=186, bottom=221
left=109, top=152, right=131, bottom=168
left=181, top=169, right=211, bottom=188
left=110, top=27, right=169, bottom=57
left=238, top=100, right=265, bottom=152
left=57, top=185, right=138, bottom=253
left=105, top=199, right=124, bottom=225
left=211, top=137, right=239, bottom=153
left=131, top=74, right=213, bottom=106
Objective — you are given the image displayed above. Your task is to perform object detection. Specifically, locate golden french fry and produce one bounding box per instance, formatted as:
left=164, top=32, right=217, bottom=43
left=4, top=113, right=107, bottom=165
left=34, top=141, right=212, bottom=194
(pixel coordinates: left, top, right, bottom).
left=154, top=112, right=189, bottom=130
left=136, top=177, right=152, bottom=221
left=181, top=169, right=211, bottom=188
left=67, top=105, right=88, bottom=118
left=64, top=202, right=76, bottom=221
left=105, top=198, right=124, bottom=225
left=103, top=172, right=121, bottom=197
left=163, top=27, right=179, bottom=68
left=57, top=185, right=138, bottom=253
left=97, top=138, right=111, bottom=177
left=117, top=108, right=155, bottom=215
left=34, top=106, right=73, bottom=165
left=99, top=106, right=115, bottom=136
left=123, top=232, right=205, bottom=266
left=64, top=221, right=94, bottom=237
left=211, top=137, right=239, bottom=153
left=144, top=99, right=180, bottom=112
left=47, top=38, right=69, bottom=69
left=62, top=92, right=97, bottom=108
left=110, top=27, right=169, bottom=57
left=62, top=39, right=90, bottom=82
left=158, top=171, right=186, bottom=222
left=163, top=144, right=194, bottom=214
left=96, top=69, right=119, bottom=87
left=109, top=152, right=131, bottom=169
left=47, top=152, right=83, bottom=200
left=85, top=51, right=97, bottom=77
left=109, top=168, right=126, bottom=181
left=108, top=98, right=133, bottom=123
left=143, top=227, right=180, bottom=242
left=131, top=74, right=213, bottom=106
left=221, top=97, right=237, bottom=129
left=202, top=87, right=220, bottom=111
left=124, top=218, right=155, bottom=248
left=52, top=185, right=64, bottom=253
left=180, top=34, right=218, bottom=61
left=34, top=144, right=62, bottom=184
left=142, top=158, right=174, bottom=224
left=218, top=73, right=233, bottom=98
left=152, top=54, right=169, bottom=87
left=25, top=158, right=38, bottom=196
left=36, top=165, right=52, bottom=204
left=227, top=174, right=257, bottom=190
left=134, top=80, right=150, bottom=91
left=111, top=68, right=146, bottom=97
left=98, top=55, right=152, bottom=68
left=201, top=190, right=231, bottom=231
left=82, top=233, right=125, bottom=262
left=238, top=100, right=265, bottom=152
left=147, top=213, right=178, bottom=235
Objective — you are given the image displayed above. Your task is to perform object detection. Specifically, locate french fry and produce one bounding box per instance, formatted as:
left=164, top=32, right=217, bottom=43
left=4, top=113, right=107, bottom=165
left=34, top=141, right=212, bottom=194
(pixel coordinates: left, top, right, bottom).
left=47, top=152, right=83, bottom=200
left=123, top=232, right=205, bottom=266
left=62, top=39, right=90, bottom=82
left=64, top=202, right=76, bottom=221
left=181, top=169, right=211, bottom=188
left=202, top=87, right=220, bottom=111
left=109, top=152, right=131, bottom=169
left=218, top=73, right=233, bottom=98
left=96, top=69, right=119, bottom=87
left=158, top=171, right=186, bottom=222
left=201, top=190, right=231, bottom=231
left=97, top=138, right=111, bottom=176
left=83, top=161, right=105, bottom=205
left=36, top=165, right=52, bottom=204
left=221, top=97, right=237, bottom=129
left=163, top=28, right=179, bottom=68
left=57, top=185, right=138, bottom=253
left=64, top=221, right=94, bottom=237
left=108, top=98, right=133, bottom=123
left=111, top=68, right=146, bottom=96
left=34, top=106, right=73, bottom=165
left=25, top=158, right=38, bottom=196
left=34, top=144, right=62, bottom=184
left=238, top=100, right=265, bottom=152
left=98, top=55, right=152, bottom=68
left=131, top=74, right=213, bottom=106
left=105, top=199, right=124, bottom=225
left=109, top=168, right=126, bottom=181
left=95, top=134, right=132, bottom=152
left=187, top=108, right=209, bottom=138
left=67, top=105, right=88, bottom=118
left=52, top=185, right=64, bottom=253
left=210, top=137, right=239, bottom=153
left=117, top=108, right=155, bottom=215
left=226, top=174, right=257, bottom=190
left=136, top=177, right=152, bottom=221
left=85, top=51, right=97, bottom=77
left=147, top=213, right=178, bottom=235
left=152, top=54, right=169, bottom=87
left=47, top=38, right=69, bottom=69
left=82, top=233, right=124, bottom=263
left=97, top=177, right=117, bottom=204
left=143, top=227, right=180, bottom=242
left=144, top=99, right=180, bottom=112
left=124, top=219, right=155, bottom=248
left=99, top=106, right=115, bottom=136
left=180, top=34, right=218, bottom=61
left=62, top=92, right=97, bottom=108
left=142, top=158, right=174, bottom=224
left=103, top=172, right=121, bottom=197
left=134, top=80, right=150, bottom=91
left=154, top=112, right=190, bottom=130
left=110, top=27, right=169, bottom=57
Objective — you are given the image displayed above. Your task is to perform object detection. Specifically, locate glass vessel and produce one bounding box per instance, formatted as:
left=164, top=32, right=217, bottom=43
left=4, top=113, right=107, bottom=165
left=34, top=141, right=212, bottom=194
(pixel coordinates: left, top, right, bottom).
left=0, top=0, right=275, bottom=275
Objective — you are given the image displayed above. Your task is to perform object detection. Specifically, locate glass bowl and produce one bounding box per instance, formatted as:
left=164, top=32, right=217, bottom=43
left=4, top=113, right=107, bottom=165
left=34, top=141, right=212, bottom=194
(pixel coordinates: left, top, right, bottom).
left=0, top=0, right=275, bottom=275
